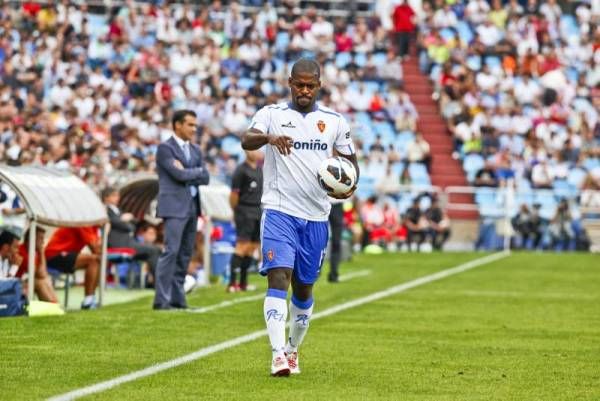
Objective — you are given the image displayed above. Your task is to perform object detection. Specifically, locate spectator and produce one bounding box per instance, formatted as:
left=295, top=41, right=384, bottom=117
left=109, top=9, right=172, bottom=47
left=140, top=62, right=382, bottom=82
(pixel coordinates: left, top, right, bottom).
left=15, top=227, right=58, bottom=303
left=511, top=204, right=543, bottom=249
left=44, top=226, right=101, bottom=310
left=0, top=230, right=21, bottom=279
left=549, top=199, right=575, bottom=250
left=425, top=196, right=451, bottom=250
left=531, top=159, right=554, bottom=189
left=392, top=0, right=416, bottom=59
left=102, top=187, right=161, bottom=287
left=407, top=131, right=432, bottom=172
left=474, top=161, right=499, bottom=187
left=404, top=197, right=428, bottom=252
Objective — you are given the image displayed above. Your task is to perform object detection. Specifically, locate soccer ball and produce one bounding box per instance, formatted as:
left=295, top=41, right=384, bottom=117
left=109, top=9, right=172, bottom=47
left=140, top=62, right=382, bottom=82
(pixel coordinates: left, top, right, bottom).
left=317, top=157, right=357, bottom=197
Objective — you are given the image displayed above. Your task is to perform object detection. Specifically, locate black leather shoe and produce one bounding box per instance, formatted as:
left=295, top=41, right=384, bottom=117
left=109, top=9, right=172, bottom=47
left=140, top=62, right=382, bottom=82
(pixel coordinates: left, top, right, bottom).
left=170, top=304, right=188, bottom=310
left=153, top=304, right=171, bottom=310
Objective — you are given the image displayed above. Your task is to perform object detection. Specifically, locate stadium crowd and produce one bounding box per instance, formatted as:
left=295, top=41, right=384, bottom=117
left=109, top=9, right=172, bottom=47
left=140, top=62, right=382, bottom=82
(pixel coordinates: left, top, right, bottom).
left=0, top=0, right=597, bottom=272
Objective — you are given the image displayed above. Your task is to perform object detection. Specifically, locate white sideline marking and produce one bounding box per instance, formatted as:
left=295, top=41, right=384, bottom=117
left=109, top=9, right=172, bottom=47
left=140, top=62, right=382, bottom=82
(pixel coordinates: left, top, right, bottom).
left=338, top=269, right=371, bottom=282
left=46, top=251, right=509, bottom=401
left=186, top=294, right=264, bottom=314
left=186, top=270, right=371, bottom=314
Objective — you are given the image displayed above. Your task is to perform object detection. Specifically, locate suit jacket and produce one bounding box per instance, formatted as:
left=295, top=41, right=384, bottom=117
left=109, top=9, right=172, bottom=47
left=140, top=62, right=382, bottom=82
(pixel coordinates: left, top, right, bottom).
left=107, top=205, right=136, bottom=248
left=156, top=136, right=209, bottom=218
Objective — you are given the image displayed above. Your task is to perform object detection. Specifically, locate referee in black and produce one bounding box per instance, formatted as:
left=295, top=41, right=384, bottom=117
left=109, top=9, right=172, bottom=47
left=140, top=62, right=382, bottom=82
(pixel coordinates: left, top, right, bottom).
left=328, top=199, right=344, bottom=283
left=227, top=149, right=263, bottom=292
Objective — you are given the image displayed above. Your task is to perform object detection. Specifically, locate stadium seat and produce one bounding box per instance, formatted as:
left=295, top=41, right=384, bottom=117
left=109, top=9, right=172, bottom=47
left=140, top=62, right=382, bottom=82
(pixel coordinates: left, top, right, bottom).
left=567, top=168, right=587, bottom=189
left=439, top=28, right=455, bottom=42
left=354, top=52, right=367, bottom=68
left=221, top=136, right=243, bottom=158
left=355, top=176, right=376, bottom=200
left=372, top=52, right=387, bottom=68
left=335, top=52, right=352, bottom=69
left=238, top=77, right=256, bottom=90
left=456, top=21, right=474, bottom=44
left=553, top=179, right=577, bottom=199
left=408, top=163, right=430, bottom=186
left=582, top=158, right=600, bottom=170
left=274, top=32, right=290, bottom=55
left=463, top=154, right=485, bottom=183
left=466, top=55, right=482, bottom=71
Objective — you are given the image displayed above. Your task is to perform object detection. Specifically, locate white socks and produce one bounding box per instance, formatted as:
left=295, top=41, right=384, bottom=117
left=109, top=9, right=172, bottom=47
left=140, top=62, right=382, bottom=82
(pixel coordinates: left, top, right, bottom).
left=265, top=289, right=315, bottom=358
left=287, top=295, right=314, bottom=353
left=264, top=289, right=288, bottom=358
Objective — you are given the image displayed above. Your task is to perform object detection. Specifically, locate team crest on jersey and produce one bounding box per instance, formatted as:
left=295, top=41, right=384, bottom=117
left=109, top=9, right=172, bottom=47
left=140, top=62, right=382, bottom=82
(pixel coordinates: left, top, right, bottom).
left=267, top=249, right=274, bottom=261
left=317, top=120, right=326, bottom=133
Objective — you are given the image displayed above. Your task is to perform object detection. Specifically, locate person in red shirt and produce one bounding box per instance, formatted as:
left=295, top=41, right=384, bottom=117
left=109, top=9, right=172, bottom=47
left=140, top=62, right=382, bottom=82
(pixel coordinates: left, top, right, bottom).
left=45, top=226, right=101, bottom=309
left=16, top=227, right=58, bottom=304
left=392, top=0, right=416, bottom=59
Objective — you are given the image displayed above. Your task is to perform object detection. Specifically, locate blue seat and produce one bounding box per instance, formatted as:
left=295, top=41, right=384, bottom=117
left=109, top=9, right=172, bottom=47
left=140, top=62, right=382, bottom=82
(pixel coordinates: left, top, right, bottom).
left=221, top=135, right=242, bottom=157
left=238, top=77, right=255, bottom=90
left=219, top=76, right=230, bottom=90
left=408, top=163, right=430, bottom=185
left=274, top=32, right=290, bottom=54
left=583, top=158, right=600, bottom=170
left=372, top=52, right=387, bottom=67
left=439, top=28, right=455, bottom=41
left=553, top=180, right=577, bottom=199
left=466, top=55, right=482, bottom=71
left=355, top=176, right=376, bottom=200
left=567, top=168, right=587, bottom=188
left=463, top=154, right=485, bottom=183
left=335, top=52, right=353, bottom=69
left=456, top=21, right=474, bottom=44
left=354, top=52, right=367, bottom=68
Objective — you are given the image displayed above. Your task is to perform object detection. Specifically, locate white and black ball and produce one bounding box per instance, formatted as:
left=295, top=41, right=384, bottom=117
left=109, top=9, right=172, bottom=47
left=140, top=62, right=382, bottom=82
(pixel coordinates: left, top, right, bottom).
left=317, top=157, right=357, bottom=197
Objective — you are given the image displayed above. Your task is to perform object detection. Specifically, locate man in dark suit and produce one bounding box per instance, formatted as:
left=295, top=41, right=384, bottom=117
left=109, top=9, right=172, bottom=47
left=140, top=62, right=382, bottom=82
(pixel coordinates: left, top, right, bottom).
left=153, top=110, right=209, bottom=310
left=101, top=187, right=161, bottom=287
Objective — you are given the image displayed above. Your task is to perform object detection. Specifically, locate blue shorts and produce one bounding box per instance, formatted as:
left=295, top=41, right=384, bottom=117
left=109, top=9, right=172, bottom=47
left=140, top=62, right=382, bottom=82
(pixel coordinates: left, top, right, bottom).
left=260, top=209, right=329, bottom=285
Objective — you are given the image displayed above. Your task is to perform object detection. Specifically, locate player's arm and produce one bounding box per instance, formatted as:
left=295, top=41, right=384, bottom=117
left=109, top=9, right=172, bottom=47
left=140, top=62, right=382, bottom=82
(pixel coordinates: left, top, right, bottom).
left=157, top=144, right=208, bottom=183
left=335, top=151, right=360, bottom=182
left=242, top=128, right=293, bottom=155
left=242, top=107, right=293, bottom=155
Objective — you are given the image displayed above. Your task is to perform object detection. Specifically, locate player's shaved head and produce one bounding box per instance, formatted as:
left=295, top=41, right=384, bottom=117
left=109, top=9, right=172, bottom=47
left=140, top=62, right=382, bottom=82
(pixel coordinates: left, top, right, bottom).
left=291, top=58, right=320, bottom=79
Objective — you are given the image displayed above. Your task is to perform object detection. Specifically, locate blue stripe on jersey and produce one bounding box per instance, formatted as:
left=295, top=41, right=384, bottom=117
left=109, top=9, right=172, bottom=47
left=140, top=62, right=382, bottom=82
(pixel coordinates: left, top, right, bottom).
left=318, top=108, right=341, bottom=117
left=267, top=288, right=288, bottom=299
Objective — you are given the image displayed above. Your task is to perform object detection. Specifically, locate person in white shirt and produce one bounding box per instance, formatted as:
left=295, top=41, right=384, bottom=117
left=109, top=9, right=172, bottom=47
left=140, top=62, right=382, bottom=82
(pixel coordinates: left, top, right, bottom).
left=242, top=58, right=359, bottom=377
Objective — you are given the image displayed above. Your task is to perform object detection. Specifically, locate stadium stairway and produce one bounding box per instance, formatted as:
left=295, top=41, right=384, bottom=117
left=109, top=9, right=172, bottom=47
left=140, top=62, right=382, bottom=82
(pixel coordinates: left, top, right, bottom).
left=402, top=58, right=477, bottom=220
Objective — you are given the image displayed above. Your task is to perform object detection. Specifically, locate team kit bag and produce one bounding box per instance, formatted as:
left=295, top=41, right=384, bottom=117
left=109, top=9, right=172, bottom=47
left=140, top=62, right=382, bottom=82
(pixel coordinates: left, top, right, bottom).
left=0, top=278, right=28, bottom=317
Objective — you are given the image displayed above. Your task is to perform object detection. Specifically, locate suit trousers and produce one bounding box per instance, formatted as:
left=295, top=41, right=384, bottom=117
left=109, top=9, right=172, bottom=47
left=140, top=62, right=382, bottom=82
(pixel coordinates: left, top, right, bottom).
left=153, top=211, right=197, bottom=308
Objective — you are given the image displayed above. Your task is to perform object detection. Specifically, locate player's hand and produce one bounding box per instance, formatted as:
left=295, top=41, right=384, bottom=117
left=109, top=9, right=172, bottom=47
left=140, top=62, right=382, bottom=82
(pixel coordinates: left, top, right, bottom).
left=268, top=135, right=293, bottom=156
left=329, top=184, right=357, bottom=200
left=173, top=160, right=184, bottom=170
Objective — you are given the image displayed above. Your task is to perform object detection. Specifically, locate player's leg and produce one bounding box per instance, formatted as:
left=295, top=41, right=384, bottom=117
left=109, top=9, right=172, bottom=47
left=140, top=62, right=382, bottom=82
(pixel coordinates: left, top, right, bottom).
left=74, top=253, right=100, bottom=308
left=285, top=219, right=328, bottom=374
left=240, top=217, right=261, bottom=291
left=228, top=241, right=248, bottom=292
left=260, top=210, right=298, bottom=376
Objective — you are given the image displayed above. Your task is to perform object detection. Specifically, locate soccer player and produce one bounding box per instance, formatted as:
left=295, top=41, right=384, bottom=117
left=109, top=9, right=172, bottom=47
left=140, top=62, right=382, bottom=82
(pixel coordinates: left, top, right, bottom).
left=241, top=58, right=359, bottom=376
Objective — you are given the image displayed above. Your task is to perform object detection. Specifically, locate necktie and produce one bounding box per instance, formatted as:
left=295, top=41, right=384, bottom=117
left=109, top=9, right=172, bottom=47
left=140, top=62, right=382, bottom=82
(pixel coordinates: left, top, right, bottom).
left=182, top=143, right=198, bottom=198
left=182, top=143, right=191, bottom=162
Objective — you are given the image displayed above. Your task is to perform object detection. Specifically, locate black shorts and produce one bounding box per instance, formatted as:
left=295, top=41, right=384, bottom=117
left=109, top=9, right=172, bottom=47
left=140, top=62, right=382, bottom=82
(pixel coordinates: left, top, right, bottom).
left=47, top=252, right=79, bottom=274
left=234, top=209, right=261, bottom=243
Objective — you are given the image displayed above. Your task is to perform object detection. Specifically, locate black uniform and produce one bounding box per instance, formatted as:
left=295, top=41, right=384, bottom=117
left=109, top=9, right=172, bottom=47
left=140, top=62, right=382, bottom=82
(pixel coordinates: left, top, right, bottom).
left=231, top=161, right=263, bottom=242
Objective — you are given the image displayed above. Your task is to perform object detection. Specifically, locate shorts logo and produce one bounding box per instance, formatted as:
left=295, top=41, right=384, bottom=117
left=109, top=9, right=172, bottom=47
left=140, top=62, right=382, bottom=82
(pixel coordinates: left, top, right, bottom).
left=267, top=249, right=274, bottom=261
left=317, top=120, right=326, bottom=133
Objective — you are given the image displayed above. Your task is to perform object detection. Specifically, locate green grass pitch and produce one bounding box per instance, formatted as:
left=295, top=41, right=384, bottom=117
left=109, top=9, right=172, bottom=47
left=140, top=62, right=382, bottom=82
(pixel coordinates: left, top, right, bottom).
left=1, top=252, right=598, bottom=400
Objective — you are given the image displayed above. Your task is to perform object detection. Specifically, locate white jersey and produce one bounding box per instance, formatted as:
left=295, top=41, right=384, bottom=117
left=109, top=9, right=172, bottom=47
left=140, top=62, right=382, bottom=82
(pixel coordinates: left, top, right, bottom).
left=250, top=102, right=355, bottom=221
